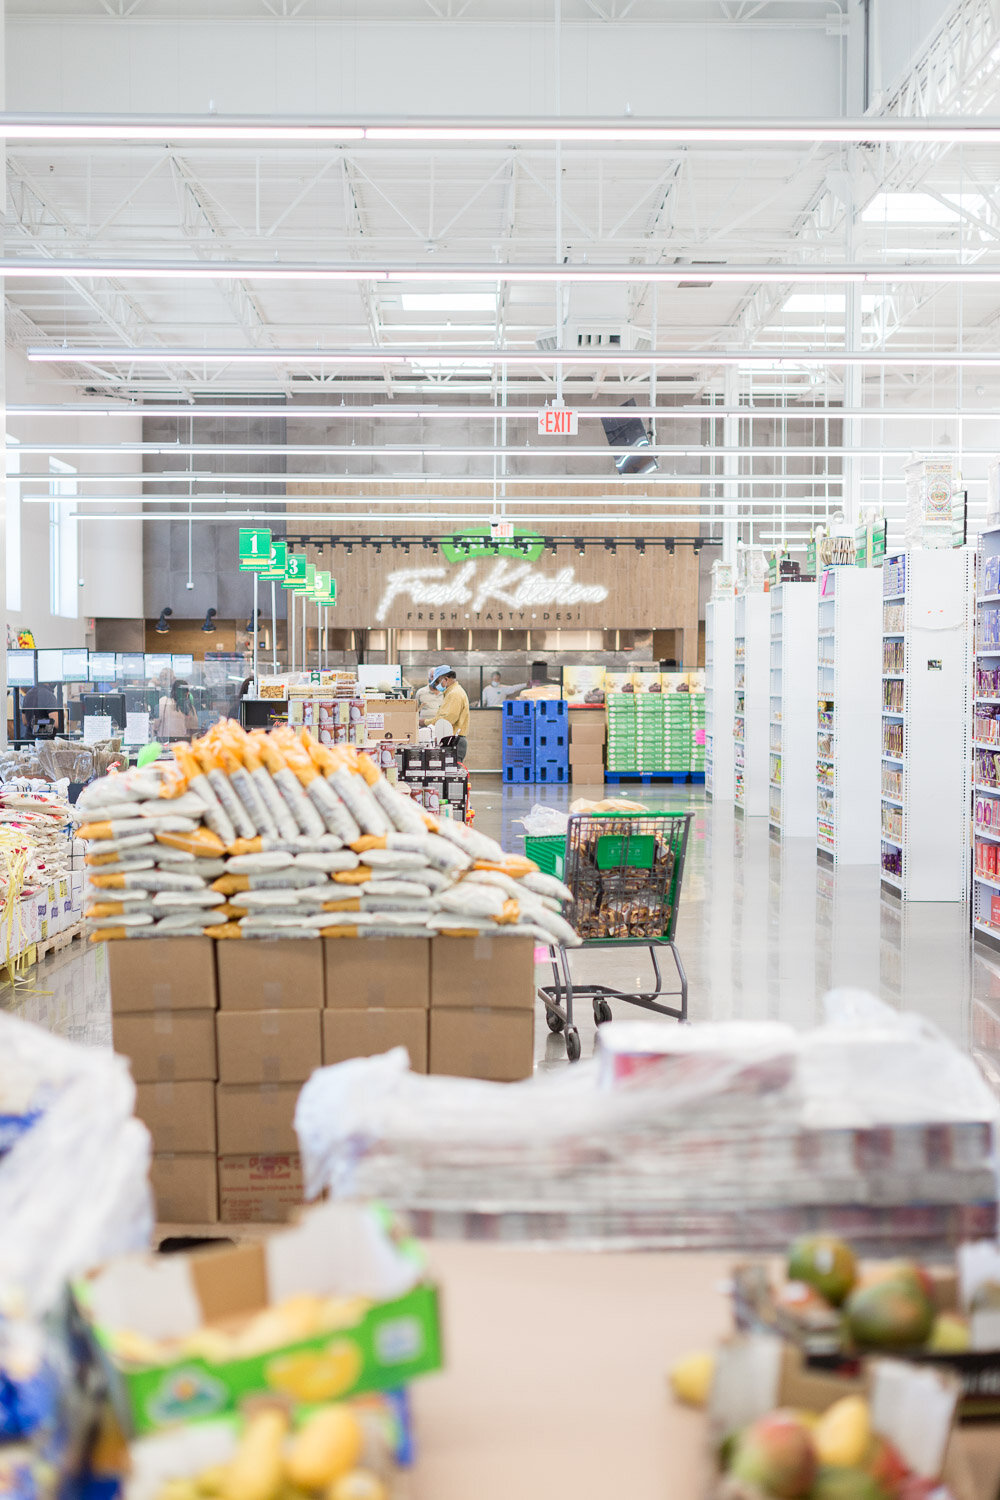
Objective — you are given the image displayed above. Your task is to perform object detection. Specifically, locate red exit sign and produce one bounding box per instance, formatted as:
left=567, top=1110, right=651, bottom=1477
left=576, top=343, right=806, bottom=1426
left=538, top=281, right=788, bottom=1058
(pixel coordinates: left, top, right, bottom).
left=537, top=407, right=578, bottom=435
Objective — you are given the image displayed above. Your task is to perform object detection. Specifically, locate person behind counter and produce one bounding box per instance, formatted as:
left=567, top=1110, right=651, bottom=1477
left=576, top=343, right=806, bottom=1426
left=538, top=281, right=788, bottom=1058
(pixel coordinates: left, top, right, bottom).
left=428, top=664, right=470, bottom=763
left=155, top=679, right=199, bottom=740
left=480, top=671, right=507, bottom=708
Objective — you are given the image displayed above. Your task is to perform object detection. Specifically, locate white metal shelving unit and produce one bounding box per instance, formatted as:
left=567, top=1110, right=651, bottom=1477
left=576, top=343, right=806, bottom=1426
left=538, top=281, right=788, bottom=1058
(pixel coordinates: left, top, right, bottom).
left=880, top=548, right=974, bottom=902
left=734, top=591, right=770, bottom=817
left=816, top=567, right=883, bottom=864
left=768, top=580, right=818, bottom=837
left=705, top=595, right=735, bottom=801
left=972, top=524, right=1000, bottom=947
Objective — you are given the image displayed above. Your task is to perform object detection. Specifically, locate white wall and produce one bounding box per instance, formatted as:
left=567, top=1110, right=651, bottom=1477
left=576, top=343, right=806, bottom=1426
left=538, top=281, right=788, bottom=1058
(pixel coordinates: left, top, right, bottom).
left=5, top=347, right=144, bottom=650
left=6, top=14, right=845, bottom=119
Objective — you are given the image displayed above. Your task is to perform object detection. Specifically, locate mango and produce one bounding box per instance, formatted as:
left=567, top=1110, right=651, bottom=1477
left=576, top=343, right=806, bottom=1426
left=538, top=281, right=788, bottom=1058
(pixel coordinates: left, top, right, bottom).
left=843, top=1278, right=934, bottom=1351
left=286, top=1406, right=364, bottom=1491
left=669, top=1349, right=715, bottom=1407
left=810, top=1465, right=886, bottom=1500
left=222, top=1409, right=288, bottom=1500
left=814, top=1397, right=871, bottom=1469
left=787, top=1237, right=857, bottom=1307
left=926, top=1313, right=971, bottom=1353
left=728, top=1410, right=817, bottom=1498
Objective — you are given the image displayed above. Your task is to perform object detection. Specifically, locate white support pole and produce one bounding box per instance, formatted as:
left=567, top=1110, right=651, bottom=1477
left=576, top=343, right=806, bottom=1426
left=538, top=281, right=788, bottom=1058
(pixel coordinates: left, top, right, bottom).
left=722, top=365, right=739, bottom=565
left=252, top=568, right=258, bottom=689
left=290, top=588, right=295, bottom=674
left=301, top=592, right=306, bottom=671
left=271, top=580, right=277, bottom=672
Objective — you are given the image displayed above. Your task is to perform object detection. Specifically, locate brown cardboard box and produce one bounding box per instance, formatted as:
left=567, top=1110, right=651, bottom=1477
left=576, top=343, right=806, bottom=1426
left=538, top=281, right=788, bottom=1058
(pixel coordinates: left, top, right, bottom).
left=216, top=1082, right=300, bottom=1155
left=429, top=1007, right=534, bottom=1082
left=430, top=936, right=535, bottom=1011
left=216, top=1009, right=322, bottom=1084
left=107, top=937, right=217, bottom=1013
left=135, top=1080, right=217, bottom=1154
left=113, top=1010, right=217, bottom=1083
left=216, top=939, right=324, bottom=1011
left=218, top=1154, right=304, bottom=1224
left=322, top=1007, right=428, bottom=1071
left=325, top=937, right=430, bottom=1009
left=365, top=698, right=419, bottom=744
left=569, top=716, right=607, bottom=745
left=150, top=1153, right=218, bottom=1224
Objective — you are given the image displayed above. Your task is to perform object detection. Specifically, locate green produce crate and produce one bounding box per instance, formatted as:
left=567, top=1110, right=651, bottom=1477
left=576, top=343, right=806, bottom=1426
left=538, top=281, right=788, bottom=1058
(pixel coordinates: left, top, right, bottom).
left=524, top=834, right=566, bottom=880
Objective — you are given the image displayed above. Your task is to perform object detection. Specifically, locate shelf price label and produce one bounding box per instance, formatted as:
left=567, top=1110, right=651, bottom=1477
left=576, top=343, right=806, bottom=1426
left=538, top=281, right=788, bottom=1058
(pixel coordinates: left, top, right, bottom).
left=284, top=552, right=310, bottom=590
left=259, top=539, right=288, bottom=581
left=239, top=527, right=272, bottom=571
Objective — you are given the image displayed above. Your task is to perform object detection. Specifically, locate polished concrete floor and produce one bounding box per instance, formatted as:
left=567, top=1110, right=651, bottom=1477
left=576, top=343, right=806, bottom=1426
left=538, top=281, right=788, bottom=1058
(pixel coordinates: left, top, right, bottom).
left=4, top=782, right=1000, bottom=1092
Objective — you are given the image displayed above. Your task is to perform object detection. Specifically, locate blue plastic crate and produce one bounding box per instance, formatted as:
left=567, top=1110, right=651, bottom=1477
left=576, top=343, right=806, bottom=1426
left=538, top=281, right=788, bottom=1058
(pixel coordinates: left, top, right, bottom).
left=503, top=763, right=535, bottom=784
left=503, top=730, right=534, bottom=752
left=534, top=762, right=569, bottom=785
left=503, top=700, right=534, bottom=722
left=533, top=699, right=568, bottom=725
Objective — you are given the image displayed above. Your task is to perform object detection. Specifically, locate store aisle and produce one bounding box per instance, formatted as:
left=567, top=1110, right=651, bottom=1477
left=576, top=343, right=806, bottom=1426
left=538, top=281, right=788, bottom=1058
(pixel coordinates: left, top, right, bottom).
left=4, top=785, right=1000, bottom=1091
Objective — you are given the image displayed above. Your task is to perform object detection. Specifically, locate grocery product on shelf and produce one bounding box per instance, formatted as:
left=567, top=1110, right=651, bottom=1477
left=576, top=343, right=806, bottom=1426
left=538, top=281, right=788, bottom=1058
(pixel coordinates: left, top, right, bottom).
left=769, top=581, right=818, bottom=838
left=734, top=593, right=770, bottom=814
left=0, top=786, right=83, bottom=969
left=973, top=524, right=1000, bottom=945
left=76, top=723, right=578, bottom=947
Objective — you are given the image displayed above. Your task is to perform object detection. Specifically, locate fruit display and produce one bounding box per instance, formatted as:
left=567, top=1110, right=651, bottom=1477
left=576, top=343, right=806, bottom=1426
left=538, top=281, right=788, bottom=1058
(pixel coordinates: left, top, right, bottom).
left=121, top=1392, right=406, bottom=1500
left=716, top=1396, right=936, bottom=1500
left=732, top=1236, right=1000, bottom=1417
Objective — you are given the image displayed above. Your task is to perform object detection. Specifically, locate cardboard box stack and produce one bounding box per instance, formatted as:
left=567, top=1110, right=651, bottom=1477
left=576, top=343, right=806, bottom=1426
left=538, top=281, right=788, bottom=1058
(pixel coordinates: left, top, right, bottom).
left=324, top=936, right=430, bottom=1072
left=108, top=938, right=220, bottom=1224
left=428, top=935, right=535, bottom=1082
left=569, top=710, right=606, bottom=783
left=215, top=938, right=326, bottom=1223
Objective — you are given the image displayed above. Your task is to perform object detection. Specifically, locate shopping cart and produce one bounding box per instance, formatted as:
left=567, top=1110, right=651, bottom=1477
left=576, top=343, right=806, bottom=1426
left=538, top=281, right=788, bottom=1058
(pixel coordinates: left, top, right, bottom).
left=527, top=810, right=693, bottom=1061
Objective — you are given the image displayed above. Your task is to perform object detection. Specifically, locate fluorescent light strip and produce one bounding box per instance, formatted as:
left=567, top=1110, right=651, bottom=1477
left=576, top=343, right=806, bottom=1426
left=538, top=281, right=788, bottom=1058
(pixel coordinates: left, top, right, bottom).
left=29, top=347, right=1000, bottom=369
left=8, top=114, right=1000, bottom=145
left=8, top=404, right=996, bottom=420
left=9, top=258, right=1000, bottom=286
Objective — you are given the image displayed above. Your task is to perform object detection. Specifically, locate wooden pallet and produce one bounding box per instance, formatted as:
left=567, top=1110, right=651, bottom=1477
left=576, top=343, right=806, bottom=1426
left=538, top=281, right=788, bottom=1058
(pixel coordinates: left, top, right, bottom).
left=36, top=922, right=83, bottom=962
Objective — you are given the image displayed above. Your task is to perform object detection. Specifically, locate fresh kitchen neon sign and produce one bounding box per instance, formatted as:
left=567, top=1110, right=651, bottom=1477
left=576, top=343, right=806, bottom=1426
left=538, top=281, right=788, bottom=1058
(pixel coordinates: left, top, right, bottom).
left=375, top=558, right=609, bottom=623
left=440, top=527, right=545, bottom=563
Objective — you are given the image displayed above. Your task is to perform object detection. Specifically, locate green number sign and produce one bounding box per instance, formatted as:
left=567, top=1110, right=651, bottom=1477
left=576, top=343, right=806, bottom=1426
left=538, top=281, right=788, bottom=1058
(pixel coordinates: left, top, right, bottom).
left=284, top=552, right=309, bottom=590
left=312, top=570, right=331, bottom=602
left=238, top=528, right=272, bottom=571
left=260, top=540, right=288, bottom=581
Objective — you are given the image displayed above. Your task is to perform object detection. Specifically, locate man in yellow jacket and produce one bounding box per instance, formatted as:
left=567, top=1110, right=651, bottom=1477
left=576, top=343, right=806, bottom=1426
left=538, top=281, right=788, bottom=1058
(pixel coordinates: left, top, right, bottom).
left=428, top=664, right=470, bottom=763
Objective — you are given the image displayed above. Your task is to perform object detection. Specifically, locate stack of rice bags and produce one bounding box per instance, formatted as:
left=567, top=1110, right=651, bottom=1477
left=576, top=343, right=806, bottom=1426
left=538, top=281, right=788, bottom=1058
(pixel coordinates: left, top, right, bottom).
left=76, top=723, right=581, bottom=946
left=0, top=787, right=74, bottom=889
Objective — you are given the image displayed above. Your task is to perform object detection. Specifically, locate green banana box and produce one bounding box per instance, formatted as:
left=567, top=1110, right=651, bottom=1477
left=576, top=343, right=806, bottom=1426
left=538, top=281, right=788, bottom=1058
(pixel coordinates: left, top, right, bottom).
left=74, top=1203, right=442, bottom=1436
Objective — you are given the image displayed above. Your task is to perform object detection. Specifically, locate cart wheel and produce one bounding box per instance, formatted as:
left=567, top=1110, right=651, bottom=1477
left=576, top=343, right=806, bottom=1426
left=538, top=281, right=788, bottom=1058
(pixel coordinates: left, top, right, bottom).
left=545, top=1008, right=565, bottom=1034
left=565, top=1027, right=582, bottom=1062
left=593, top=998, right=613, bottom=1026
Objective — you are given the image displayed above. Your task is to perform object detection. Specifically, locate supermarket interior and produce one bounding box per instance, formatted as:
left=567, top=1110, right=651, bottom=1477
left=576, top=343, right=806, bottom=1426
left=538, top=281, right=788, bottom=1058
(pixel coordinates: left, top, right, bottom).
left=8, top=2, right=1000, bottom=1498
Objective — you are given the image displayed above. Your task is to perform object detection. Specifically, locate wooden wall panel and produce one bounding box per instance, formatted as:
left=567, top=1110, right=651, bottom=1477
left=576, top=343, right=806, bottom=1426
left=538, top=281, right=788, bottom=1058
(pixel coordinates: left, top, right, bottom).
left=285, top=482, right=701, bottom=637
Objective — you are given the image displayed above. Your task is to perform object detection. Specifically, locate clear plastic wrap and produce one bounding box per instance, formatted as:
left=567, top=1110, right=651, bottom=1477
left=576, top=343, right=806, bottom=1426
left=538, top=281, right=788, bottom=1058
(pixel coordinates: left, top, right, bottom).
left=295, top=994, right=1000, bottom=1255
left=0, top=1013, right=153, bottom=1315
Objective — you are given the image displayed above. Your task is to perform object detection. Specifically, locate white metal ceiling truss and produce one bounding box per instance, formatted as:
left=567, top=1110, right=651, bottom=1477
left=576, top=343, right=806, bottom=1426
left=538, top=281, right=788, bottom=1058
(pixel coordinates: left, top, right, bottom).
left=9, top=0, right=850, bottom=24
